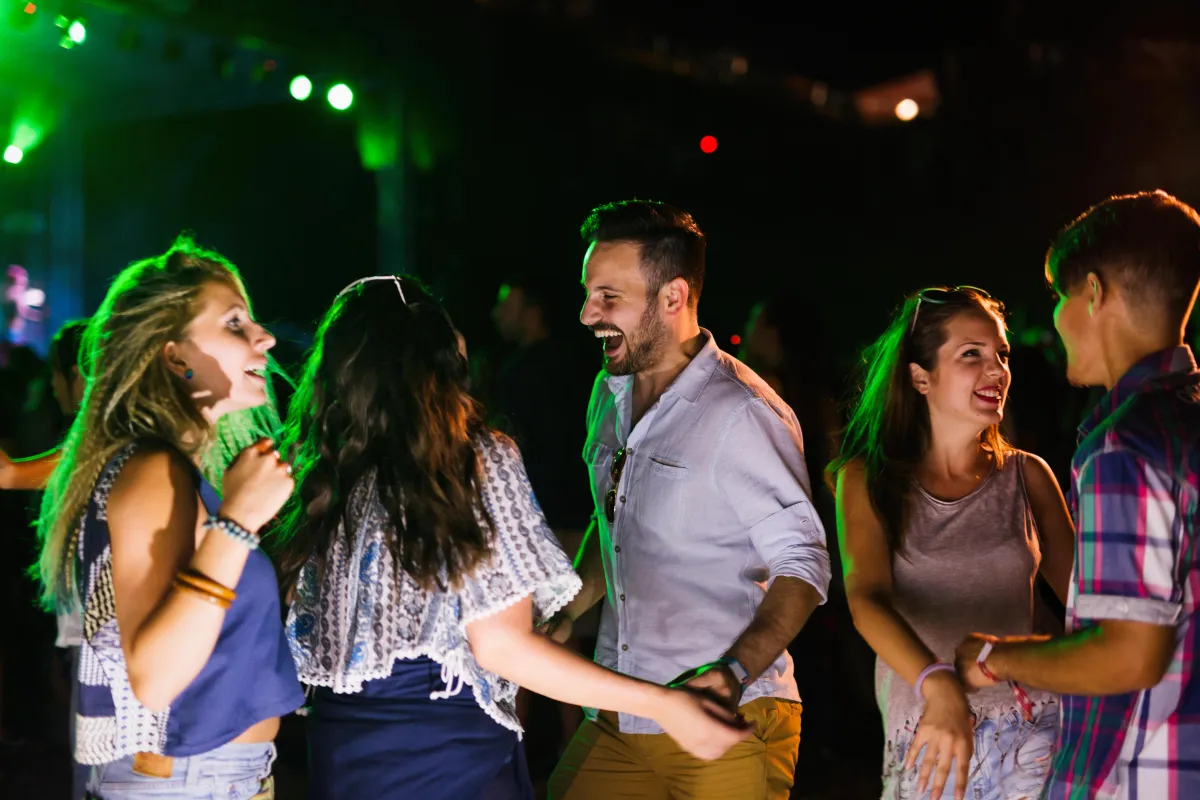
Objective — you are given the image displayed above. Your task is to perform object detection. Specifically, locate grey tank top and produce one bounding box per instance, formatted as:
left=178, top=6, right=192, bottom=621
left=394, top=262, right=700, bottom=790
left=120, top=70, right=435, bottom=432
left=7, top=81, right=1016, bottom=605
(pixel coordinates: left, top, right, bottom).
left=875, top=451, right=1057, bottom=735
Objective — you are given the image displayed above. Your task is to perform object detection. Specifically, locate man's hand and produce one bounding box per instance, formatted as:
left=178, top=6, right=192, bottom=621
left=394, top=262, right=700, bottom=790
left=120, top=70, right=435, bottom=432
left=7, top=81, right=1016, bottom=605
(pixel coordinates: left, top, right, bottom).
left=956, top=633, right=1053, bottom=691
left=685, top=664, right=742, bottom=711
left=954, top=635, right=996, bottom=692
left=537, top=612, right=573, bottom=644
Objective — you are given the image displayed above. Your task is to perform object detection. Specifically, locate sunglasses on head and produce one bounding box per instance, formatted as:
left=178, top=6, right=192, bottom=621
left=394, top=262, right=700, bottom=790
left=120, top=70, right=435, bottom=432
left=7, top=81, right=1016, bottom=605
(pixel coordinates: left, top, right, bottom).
left=604, top=447, right=627, bottom=524
left=909, top=285, right=992, bottom=335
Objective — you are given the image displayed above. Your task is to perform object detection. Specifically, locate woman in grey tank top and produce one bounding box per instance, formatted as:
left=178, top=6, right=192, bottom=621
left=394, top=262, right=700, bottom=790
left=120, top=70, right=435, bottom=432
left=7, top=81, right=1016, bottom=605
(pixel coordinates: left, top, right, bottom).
left=828, top=288, right=1076, bottom=800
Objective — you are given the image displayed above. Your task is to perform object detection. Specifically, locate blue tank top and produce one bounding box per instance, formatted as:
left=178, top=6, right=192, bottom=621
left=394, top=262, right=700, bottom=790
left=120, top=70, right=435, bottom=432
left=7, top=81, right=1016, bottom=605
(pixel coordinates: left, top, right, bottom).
left=74, top=441, right=304, bottom=764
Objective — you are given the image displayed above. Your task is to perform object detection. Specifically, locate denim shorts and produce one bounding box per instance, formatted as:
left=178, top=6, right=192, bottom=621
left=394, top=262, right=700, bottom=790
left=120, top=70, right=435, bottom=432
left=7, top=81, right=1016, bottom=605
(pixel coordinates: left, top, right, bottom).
left=883, top=700, right=1059, bottom=800
left=86, top=741, right=275, bottom=800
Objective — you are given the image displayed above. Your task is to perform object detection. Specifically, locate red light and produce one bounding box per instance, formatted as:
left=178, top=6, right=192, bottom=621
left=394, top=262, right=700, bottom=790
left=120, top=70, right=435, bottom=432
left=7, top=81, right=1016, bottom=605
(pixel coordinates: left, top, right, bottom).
left=264, top=59, right=277, bottom=71
left=699, top=135, right=718, bottom=154
left=730, top=334, right=742, bottom=346
left=24, top=2, right=36, bottom=13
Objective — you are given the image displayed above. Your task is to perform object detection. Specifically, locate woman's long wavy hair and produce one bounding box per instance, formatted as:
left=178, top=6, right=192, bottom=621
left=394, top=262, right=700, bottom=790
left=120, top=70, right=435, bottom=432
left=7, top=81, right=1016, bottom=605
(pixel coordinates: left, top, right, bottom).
left=273, top=276, right=494, bottom=599
left=34, top=235, right=280, bottom=609
left=827, top=287, right=1011, bottom=555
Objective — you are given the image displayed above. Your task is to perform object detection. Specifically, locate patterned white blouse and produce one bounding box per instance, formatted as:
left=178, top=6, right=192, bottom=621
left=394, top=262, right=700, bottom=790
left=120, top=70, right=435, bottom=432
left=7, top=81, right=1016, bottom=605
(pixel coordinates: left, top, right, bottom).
left=286, top=431, right=582, bottom=735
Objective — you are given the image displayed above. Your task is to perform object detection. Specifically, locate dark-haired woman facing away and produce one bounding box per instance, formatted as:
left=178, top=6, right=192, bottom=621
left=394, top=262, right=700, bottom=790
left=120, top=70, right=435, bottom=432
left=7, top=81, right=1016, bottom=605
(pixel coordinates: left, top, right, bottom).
left=277, top=276, right=749, bottom=799
left=829, top=288, right=1075, bottom=800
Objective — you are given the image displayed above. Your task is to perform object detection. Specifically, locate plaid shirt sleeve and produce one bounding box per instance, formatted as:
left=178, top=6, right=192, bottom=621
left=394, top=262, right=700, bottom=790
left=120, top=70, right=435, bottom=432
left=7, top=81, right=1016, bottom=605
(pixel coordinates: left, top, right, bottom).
left=1072, top=448, right=1185, bottom=626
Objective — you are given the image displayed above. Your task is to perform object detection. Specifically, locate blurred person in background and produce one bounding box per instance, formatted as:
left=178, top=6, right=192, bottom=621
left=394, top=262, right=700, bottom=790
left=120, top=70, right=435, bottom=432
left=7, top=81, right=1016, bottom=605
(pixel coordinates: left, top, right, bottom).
left=491, top=274, right=595, bottom=547
left=0, top=334, right=76, bottom=757
left=2, top=264, right=47, bottom=353
left=739, top=296, right=840, bottom=502
left=491, top=274, right=599, bottom=785
left=739, top=295, right=880, bottom=770
left=3, top=264, right=32, bottom=351
left=0, top=318, right=89, bottom=797
left=0, top=344, right=60, bottom=457
left=0, top=319, right=88, bottom=489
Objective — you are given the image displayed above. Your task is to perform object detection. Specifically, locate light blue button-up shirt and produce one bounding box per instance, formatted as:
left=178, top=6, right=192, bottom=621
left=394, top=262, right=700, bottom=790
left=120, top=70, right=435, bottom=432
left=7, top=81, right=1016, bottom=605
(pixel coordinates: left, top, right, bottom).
left=583, top=329, right=832, bottom=734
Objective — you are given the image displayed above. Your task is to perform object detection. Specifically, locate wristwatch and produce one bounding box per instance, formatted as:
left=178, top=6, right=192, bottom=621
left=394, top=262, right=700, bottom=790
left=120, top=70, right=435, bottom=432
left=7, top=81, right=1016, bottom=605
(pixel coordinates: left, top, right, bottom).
left=719, top=655, right=751, bottom=686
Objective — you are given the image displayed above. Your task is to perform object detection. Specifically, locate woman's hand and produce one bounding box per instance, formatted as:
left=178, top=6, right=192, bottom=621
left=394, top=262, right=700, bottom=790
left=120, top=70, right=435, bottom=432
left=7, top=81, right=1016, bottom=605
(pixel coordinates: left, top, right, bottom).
left=651, top=688, right=753, bottom=761
left=904, top=671, right=974, bottom=800
left=219, top=438, right=294, bottom=532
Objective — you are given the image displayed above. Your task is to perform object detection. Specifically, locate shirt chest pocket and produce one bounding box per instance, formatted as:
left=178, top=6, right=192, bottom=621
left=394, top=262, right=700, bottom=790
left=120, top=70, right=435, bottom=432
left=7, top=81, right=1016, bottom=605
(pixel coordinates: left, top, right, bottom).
left=585, top=441, right=614, bottom=507
left=629, top=454, right=691, bottom=533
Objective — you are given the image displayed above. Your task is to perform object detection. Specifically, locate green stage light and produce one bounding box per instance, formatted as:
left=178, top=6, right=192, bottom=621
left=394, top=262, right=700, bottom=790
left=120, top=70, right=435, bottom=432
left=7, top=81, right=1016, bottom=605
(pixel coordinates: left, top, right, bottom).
left=327, top=83, right=353, bottom=111
left=4, top=146, right=24, bottom=165
left=289, top=75, right=312, bottom=101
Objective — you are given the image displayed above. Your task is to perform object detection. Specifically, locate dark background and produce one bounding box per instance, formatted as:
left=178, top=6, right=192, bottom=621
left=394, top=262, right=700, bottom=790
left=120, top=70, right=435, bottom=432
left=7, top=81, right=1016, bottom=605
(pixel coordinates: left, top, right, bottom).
left=6, top=0, right=1200, bottom=796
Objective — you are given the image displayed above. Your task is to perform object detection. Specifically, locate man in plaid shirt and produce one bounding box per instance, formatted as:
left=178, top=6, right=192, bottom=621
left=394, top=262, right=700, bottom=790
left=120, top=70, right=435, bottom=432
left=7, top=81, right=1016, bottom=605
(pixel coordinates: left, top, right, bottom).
left=955, top=190, right=1200, bottom=799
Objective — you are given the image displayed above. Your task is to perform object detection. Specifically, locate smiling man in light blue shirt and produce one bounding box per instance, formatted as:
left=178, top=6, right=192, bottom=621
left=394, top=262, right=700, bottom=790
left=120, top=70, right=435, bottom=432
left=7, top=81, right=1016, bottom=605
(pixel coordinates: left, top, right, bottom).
left=546, top=200, right=832, bottom=800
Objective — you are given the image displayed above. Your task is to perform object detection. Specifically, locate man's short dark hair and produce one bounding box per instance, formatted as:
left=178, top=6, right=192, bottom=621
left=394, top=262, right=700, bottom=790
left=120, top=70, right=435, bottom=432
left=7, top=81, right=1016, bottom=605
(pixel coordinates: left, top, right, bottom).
left=580, top=200, right=706, bottom=306
left=1045, top=190, right=1200, bottom=324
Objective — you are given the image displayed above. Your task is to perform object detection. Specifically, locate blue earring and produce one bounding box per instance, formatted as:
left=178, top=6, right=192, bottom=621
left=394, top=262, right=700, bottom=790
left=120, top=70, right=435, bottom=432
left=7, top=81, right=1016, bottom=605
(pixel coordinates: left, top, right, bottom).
left=184, top=368, right=194, bottom=380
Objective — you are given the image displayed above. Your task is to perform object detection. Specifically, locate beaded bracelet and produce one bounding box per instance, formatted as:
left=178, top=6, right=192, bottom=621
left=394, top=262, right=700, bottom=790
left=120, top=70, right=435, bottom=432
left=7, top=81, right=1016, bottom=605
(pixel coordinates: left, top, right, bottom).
left=203, top=514, right=260, bottom=550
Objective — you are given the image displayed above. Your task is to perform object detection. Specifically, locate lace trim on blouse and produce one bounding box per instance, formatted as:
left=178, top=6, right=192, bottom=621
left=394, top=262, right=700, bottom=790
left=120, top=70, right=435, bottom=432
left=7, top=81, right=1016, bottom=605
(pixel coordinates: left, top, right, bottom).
left=286, top=431, right=582, bottom=736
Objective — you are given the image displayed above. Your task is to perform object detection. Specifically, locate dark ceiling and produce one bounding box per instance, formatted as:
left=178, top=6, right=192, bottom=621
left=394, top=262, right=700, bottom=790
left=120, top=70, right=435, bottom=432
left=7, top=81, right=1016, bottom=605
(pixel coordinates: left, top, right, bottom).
left=85, top=0, right=1200, bottom=92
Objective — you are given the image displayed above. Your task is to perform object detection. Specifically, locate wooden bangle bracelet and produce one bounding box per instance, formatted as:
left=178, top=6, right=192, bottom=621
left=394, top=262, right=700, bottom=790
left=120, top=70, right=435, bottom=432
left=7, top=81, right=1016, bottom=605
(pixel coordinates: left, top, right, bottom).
left=175, top=569, right=237, bottom=603
left=172, top=578, right=233, bottom=610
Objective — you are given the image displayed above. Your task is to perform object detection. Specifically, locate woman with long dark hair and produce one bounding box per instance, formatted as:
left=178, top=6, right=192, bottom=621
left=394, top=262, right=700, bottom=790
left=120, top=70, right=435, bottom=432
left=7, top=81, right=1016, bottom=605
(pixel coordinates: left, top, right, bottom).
left=275, top=275, right=749, bottom=799
left=828, top=287, right=1075, bottom=800
left=35, top=236, right=304, bottom=797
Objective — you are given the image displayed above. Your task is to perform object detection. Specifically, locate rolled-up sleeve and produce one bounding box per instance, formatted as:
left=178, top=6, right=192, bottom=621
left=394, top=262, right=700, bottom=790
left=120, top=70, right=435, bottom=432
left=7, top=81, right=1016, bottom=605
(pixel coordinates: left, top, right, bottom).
left=716, top=397, right=832, bottom=602
left=1071, top=449, right=1184, bottom=626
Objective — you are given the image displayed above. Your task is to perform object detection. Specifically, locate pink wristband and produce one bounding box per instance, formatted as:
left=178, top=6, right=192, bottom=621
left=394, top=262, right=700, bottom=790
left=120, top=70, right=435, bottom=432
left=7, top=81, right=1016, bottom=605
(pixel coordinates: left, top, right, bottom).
left=914, top=662, right=955, bottom=701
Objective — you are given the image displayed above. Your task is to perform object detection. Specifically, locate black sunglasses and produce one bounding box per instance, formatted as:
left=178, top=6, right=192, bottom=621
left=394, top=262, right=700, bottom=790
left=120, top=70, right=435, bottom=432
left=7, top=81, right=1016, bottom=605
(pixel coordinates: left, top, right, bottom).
left=909, top=285, right=992, bottom=334
left=604, top=448, right=627, bottom=524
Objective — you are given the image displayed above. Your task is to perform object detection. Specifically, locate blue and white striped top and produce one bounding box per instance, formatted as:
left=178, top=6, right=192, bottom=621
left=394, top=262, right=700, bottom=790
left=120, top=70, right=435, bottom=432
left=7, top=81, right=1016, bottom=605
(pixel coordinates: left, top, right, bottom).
left=74, top=441, right=304, bottom=764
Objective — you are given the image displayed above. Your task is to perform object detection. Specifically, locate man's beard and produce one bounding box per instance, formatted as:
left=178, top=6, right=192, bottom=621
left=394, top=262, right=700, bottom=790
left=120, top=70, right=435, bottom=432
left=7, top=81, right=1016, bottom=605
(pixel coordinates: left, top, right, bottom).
left=605, top=303, right=669, bottom=376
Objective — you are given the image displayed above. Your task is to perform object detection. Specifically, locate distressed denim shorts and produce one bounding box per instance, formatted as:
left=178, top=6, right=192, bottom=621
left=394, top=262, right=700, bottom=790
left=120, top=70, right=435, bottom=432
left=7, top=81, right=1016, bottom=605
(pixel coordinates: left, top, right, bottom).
left=85, top=741, right=275, bottom=800
left=883, top=700, right=1059, bottom=800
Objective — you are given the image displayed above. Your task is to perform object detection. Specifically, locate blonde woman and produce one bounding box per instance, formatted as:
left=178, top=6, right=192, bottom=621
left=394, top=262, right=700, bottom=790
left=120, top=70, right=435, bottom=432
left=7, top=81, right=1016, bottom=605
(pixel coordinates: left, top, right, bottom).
left=35, top=236, right=304, bottom=798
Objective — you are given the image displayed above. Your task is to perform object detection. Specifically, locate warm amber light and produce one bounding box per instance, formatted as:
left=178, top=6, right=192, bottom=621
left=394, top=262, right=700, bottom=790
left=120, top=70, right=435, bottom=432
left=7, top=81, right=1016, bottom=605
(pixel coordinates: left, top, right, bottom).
left=894, top=98, right=919, bottom=121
